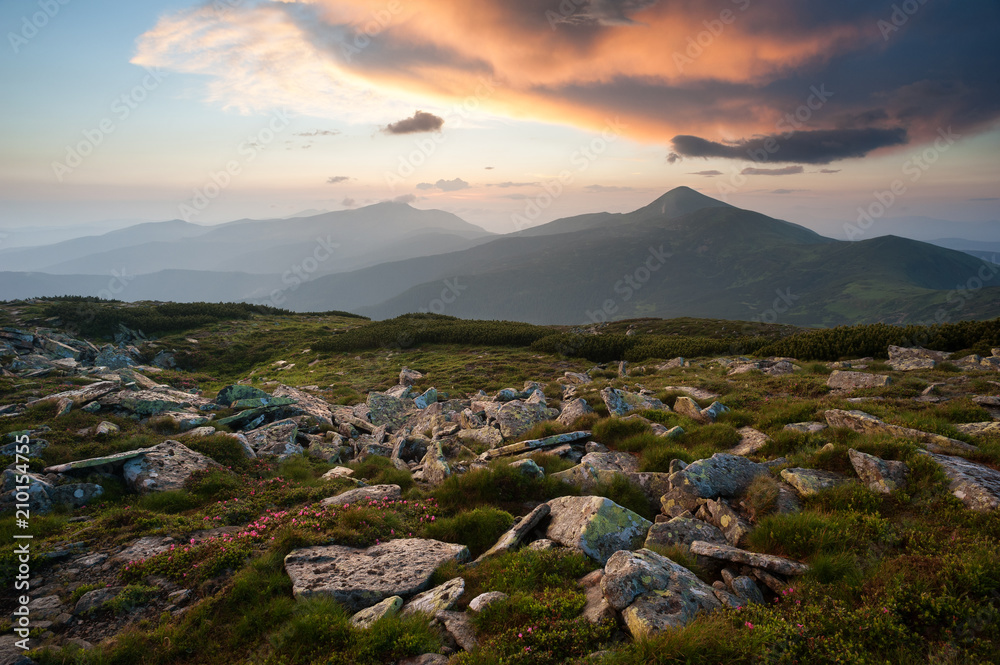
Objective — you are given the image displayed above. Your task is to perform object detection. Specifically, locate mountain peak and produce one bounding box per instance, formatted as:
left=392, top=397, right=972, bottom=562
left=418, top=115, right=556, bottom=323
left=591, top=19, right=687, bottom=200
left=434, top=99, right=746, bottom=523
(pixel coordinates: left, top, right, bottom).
left=634, top=186, right=731, bottom=220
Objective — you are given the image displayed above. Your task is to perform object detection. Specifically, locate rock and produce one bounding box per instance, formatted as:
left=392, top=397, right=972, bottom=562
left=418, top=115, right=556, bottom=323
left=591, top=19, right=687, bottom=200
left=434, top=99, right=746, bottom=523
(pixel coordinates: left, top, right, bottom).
left=399, top=655, right=448, bottom=665
left=215, top=384, right=271, bottom=407
left=495, top=400, right=559, bottom=439
left=661, top=385, right=719, bottom=401
left=307, top=434, right=344, bottom=463
left=557, top=398, right=593, bottom=428
left=824, top=409, right=977, bottom=455
left=730, top=428, right=770, bottom=456
left=672, top=396, right=704, bottom=422
left=954, top=422, right=1000, bottom=437
left=243, top=419, right=302, bottom=459
left=457, top=426, right=504, bottom=448
left=420, top=442, right=451, bottom=486
left=284, top=538, right=469, bottom=611
left=563, top=371, right=592, bottom=385
left=699, top=500, right=752, bottom=547
left=689, top=540, right=810, bottom=576
left=579, top=570, right=616, bottom=624
left=660, top=486, right=701, bottom=515
left=95, top=421, right=119, bottom=438
left=366, top=392, right=414, bottom=430
left=700, top=401, right=730, bottom=423
left=600, top=387, right=668, bottom=417
left=509, top=459, right=545, bottom=480
left=848, top=449, right=908, bottom=494
left=551, top=451, right=639, bottom=490
left=272, top=384, right=335, bottom=425
left=50, top=483, right=103, bottom=508
left=888, top=346, right=949, bottom=370
left=478, top=503, right=550, bottom=560
left=478, top=431, right=590, bottom=461
left=779, top=468, right=849, bottom=497
left=468, top=591, right=508, bottom=612
left=436, top=610, right=478, bottom=651
left=545, top=495, right=651, bottom=564
left=730, top=576, right=764, bottom=605
left=668, top=453, right=768, bottom=499
left=321, top=466, right=355, bottom=481
left=401, top=577, right=465, bottom=616
left=320, top=484, right=401, bottom=508
left=98, top=387, right=214, bottom=416
left=122, top=441, right=222, bottom=494
left=783, top=421, right=827, bottom=434
left=827, top=371, right=891, bottom=390
left=602, top=549, right=720, bottom=637
left=399, top=367, right=424, bottom=387
left=350, top=596, right=403, bottom=628
left=74, top=586, right=124, bottom=614
left=111, top=536, right=175, bottom=564
left=26, top=380, right=118, bottom=409
left=644, top=516, right=727, bottom=551
left=923, top=452, right=1000, bottom=511
left=890, top=357, right=937, bottom=371
left=413, top=388, right=437, bottom=410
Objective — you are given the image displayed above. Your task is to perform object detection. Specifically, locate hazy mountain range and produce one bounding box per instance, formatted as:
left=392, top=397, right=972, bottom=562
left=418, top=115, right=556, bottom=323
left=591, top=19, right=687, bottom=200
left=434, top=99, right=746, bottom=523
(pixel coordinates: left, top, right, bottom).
left=2, top=188, right=999, bottom=327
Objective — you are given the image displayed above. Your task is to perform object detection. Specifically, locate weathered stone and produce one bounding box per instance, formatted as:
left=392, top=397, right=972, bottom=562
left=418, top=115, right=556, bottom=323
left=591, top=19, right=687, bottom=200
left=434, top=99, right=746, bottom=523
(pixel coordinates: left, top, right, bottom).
left=890, top=357, right=937, bottom=371
left=307, top=434, right=344, bottom=463
left=99, top=387, right=214, bottom=416
left=578, top=570, right=616, bottom=624
left=783, top=421, right=827, bottom=434
left=848, top=449, right=908, bottom=494
left=545, top=495, right=651, bottom=564
left=701, top=499, right=753, bottom=547
left=825, top=409, right=977, bottom=455
left=123, top=441, right=222, bottom=494
left=644, top=516, right=726, bottom=550
left=730, top=576, right=764, bottom=605
left=551, top=451, right=639, bottom=490
left=284, top=538, right=469, bottom=611
left=730, top=427, right=770, bottom=456
left=272, top=384, right=335, bottom=425
left=321, top=484, right=401, bottom=508
left=401, top=577, right=464, bottom=616
left=923, top=452, right=1000, bottom=511
left=780, top=468, right=849, bottom=497
left=420, top=442, right=451, bottom=486
left=478, top=503, right=550, bottom=560
left=827, top=371, right=891, bottom=391
left=468, top=591, right=508, bottom=613
left=413, top=388, right=437, bottom=410
left=26, top=381, right=118, bottom=409
left=601, top=387, right=668, bottom=417
left=457, top=426, right=504, bottom=448
left=478, top=431, right=590, bottom=461
left=495, top=400, right=559, bottom=439
left=95, top=421, right=120, bottom=437
left=436, top=610, right=478, bottom=651
left=563, top=371, right=592, bottom=385
left=672, top=396, right=705, bottom=422
left=668, top=453, right=768, bottom=499
left=700, top=401, right=730, bottom=423
left=689, top=540, right=809, bottom=576
left=244, top=419, right=302, bottom=459
left=215, top=384, right=271, bottom=406
left=366, top=392, right=414, bottom=430
left=399, top=367, right=424, bottom=387
left=954, top=422, right=1000, bottom=437
left=112, top=536, right=175, bottom=564
left=661, top=385, right=719, bottom=401
left=660, top=486, right=701, bottom=514
left=888, top=345, right=949, bottom=366
left=509, top=458, right=545, bottom=480
left=50, top=483, right=103, bottom=508
left=74, top=586, right=124, bottom=614
left=350, top=596, right=402, bottom=628
left=557, top=398, right=593, bottom=428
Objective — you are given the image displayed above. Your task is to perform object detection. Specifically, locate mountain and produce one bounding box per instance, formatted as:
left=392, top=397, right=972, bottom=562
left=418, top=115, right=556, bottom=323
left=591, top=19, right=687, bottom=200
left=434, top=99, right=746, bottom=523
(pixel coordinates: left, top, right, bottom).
left=277, top=189, right=1000, bottom=326
left=0, top=203, right=493, bottom=277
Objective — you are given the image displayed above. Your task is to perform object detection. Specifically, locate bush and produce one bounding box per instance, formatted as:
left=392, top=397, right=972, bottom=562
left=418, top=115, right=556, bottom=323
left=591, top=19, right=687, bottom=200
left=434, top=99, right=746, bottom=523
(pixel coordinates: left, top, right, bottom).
left=423, top=506, right=515, bottom=558
left=592, top=474, right=655, bottom=521
left=432, top=463, right=576, bottom=513
left=349, top=455, right=414, bottom=492
left=591, top=417, right=652, bottom=446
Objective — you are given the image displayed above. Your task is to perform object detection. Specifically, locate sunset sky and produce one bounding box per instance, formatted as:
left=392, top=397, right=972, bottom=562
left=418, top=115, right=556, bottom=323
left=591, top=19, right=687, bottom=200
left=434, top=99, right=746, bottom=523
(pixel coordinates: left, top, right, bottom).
left=1, top=0, right=998, bottom=237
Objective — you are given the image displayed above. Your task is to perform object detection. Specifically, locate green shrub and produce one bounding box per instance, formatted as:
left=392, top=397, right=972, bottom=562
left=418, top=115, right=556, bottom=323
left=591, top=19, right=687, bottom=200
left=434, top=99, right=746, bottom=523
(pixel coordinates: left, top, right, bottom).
left=349, top=455, right=414, bottom=491
left=592, top=474, right=655, bottom=521
left=591, top=417, right=652, bottom=446
left=185, top=434, right=257, bottom=470
left=138, top=490, right=202, bottom=514
left=423, top=506, right=515, bottom=558
left=432, top=463, right=576, bottom=512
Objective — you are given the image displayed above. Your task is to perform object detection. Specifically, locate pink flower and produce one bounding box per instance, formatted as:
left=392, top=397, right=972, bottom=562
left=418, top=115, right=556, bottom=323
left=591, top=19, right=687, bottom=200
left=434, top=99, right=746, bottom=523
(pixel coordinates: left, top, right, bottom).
left=745, top=622, right=754, bottom=630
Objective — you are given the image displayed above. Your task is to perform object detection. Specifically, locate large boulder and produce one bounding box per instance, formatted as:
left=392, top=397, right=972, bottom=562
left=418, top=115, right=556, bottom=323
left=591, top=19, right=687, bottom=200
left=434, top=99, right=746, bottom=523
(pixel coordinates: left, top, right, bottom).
left=420, top=442, right=451, bottom=486
left=557, top=398, right=593, bottom=428
left=601, top=388, right=668, bottom=417
left=551, top=451, right=639, bottom=490
left=122, top=441, right=222, bottom=494
left=602, top=549, right=720, bottom=637
left=644, top=516, right=727, bottom=551
left=283, top=538, right=470, bottom=611
left=478, top=431, right=590, bottom=461
left=923, top=452, right=1000, bottom=511
left=244, top=419, right=302, bottom=459
left=366, top=392, right=414, bottom=430
left=215, top=384, right=271, bottom=407
left=888, top=346, right=949, bottom=371
left=824, top=410, right=977, bottom=455
left=401, top=577, right=465, bottom=616
left=273, top=384, right=335, bottom=425
left=668, top=453, right=768, bottom=499
left=545, top=495, right=651, bottom=564
left=826, top=371, right=891, bottom=391
left=848, top=449, right=909, bottom=494
left=779, top=468, right=849, bottom=497
left=495, top=400, right=559, bottom=439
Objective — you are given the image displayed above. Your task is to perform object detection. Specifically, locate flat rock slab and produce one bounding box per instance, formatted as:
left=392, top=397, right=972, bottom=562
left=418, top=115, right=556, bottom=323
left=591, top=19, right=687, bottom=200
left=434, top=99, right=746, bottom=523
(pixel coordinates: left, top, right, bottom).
left=401, top=577, right=464, bottom=616
left=848, top=449, right=908, bottom=494
left=551, top=451, right=639, bottom=490
left=825, top=409, right=977, bottom=455
left=925, top=452, right=1000, bottom=511
left=601, top=387, right=668, bottom=417
left=669, top=453, right=768, bottom=499
left=730, top=427, right=770, bottom=456
left=320, top=484, right=402, bottom=508
left=954, top=422, right=1000, bottom=437
left=479, top=431, right=590, bottom=461
left=284, top=538, right=470, bottom=612
left=827, top=371, right=891, bottom=391
left=689, top=540, right=809, bottom=576
left=546, top=495, right=651, bottom=564
left=123, top=440, right=222, bottom=494
left=780, top=468, right=849, bottom=497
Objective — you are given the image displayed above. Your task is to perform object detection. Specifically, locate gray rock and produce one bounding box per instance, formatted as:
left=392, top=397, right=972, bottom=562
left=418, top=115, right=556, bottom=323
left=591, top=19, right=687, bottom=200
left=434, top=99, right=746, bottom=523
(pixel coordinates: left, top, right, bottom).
left=827, top=370, right=891, bottom=390
left=366, top=392, right=414, bottom=430
left=600, top=387, right=668, bottom=417
left=545, top=495, right=651, bottom=564
left=74, top=586, right=124, bottom=614
left=509, top=459, right=545, bottom=480
left=399, top=367, right=424, bottom=387
left=436, top=610, right=478, bottom=652
left=478, top=431, right=590, bottom=461
left=689, top=540, right=809, bottom=576
left=478, top=503, right=550, bottom=561
left=579, top=570, right=616, bottom=624
left=243, top=419, right=301, bottom=459
left=730, top=427, right=770, bottom=456
left=783, top=421, right=827, bottom=434
left=699, top=499, right=752, bottom=547
left=468, top=591, right=508, bottom=612
left=730, top=576, right=764, bottom=605
left=495, top=400, right=559, bottom=439
left=668, top=453, right=768, bottom=499
left=848, top=449, right=908, bottom=494
left=557, top=398, right=593, bottom=428
left=320, top=484, right=401, bottom=508
left=779, top=468, right=849, bottom=497
left=551, top=451, right=639, bottom=491
left=273, top=384, right=335, bottom=425
left=644, top=516, right=727, bottom=550
left=825, top=409, right=977, bottom=455
left=350, top=596, right=403, bottom=628
left=923, top=452, right=1000, bottom=511
left=284, top=538, right=470, bottom=611
left=457, top=426, right=504, bottom=448
left=413, top=388, right=438, bottom=410
left=50, top=483, right=103, bottom=508
left=401, top=577, right=464, bottom=616
left=420, top=442, right=451, bottom=486
left=122, top=441, right=222, bottom=494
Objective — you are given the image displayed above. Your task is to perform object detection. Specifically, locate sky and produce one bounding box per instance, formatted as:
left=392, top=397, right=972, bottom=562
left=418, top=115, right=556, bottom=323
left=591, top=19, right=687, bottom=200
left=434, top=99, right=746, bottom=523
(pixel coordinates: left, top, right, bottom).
left=1, top=0, right=999, bottom=239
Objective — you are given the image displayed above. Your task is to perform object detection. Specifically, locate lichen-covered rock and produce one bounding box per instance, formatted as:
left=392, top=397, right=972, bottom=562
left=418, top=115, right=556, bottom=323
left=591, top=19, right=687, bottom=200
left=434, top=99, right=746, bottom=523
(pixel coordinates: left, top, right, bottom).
left=244, top=419, right=302, bottom=459
left=730, top=576, right=765, bottom=605
left=478, top=431, right=590, bottom=461
left=399, top=367, right=424, bottom=387
left=401, top=577, right=464, bottom=616
left=825, top=410, right=976, bottom=455
left=602, top=549, right=720, bottom=637
left=215, top=384, right=271, bottom=407
left=923, top=452, right=1000, bottom=511
left=558, top=398, right=593, bottom=428
left=495, top=400, right=559, bottom=439
left=848, top=449, right=908, bottom=494
left=827, top=371, right=891, bottom=390
left=783, top=421, right=827, bottom=434
left=780, top=468, right=849, bottom=497
left=320, top=484, right=401, bottom=508
left=600, top=387, right=668, bottom=417
left=365, top=392, right=414, bottom=431
left=272, top=384, right=335, bottom=425
left=545, top=495, right=651, bottom=564
left=644, top=516, right=727, bottom=551
left=730, top=427, right=770, bottom=456
left=420, top=441, right=451, bottom=486
left=672, top=396, right=704, bottom=422
left=50, top=483, right=103, bottom=508
left=689, top=540, right=810, bottom=576
left=284, top=538, right=469, bottom=611
left=660, top=486, right=701, bottom=515
left=469, top=591, right=508, bottom=612
left=122, top=441, right=222, bottom=494
left=699, top=499, right=752, bottom=547
left=436, top=609, right=478, bottom=652
left=668, top=453, right=768, bottom=499
left=551, top=451, right=639, bottom=490
left=954, top=422, right=1000, bottom=437
left=350, top=595, right=402, bottom=628
left=509, top=458, right=545, bottom=480
left=413, top=388, right=437, bottom=410
left=457, top=426, right=504, bottom=448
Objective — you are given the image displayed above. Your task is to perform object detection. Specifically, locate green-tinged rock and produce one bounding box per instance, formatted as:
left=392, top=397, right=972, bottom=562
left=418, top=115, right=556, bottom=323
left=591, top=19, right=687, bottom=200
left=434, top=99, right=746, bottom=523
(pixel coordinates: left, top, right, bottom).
left=689, top=540, right=810, bottom=576
left=350, top=596, right=402, bottom=628
left=495, top=400, right=559, bottom=439
left=668, top=453, right=768, bottom=499
left=601, top=387, right=669, bottom=417
left=230, top=396, right=296, bottom=410
left=546, top=495, right=652, bottom=564
left=401, top=577, right=464, bottom=616
left=780, top=467, right=850, bottom=497
left=848, top=448, right=908, bottom=494
left=366, top=392, right=414, bottom=430
left=479, top=431, right=590, bottom=460
left=552, top=451, right=639, bottom=490
left=421, top=441, right=451, bottom=486
left=644, top=516, right=727, bottom=551
left=215, top=384, right=271, bottom=406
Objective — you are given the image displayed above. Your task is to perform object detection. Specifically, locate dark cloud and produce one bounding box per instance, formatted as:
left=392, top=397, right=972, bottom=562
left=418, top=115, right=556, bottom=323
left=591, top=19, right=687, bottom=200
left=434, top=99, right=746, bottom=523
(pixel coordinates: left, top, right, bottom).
left=688, top=170, right=722, bottom=177
left=341, top=197, right=356, bottom=207
left=485, top=166, right=495, bottom=170
left=666, top=152, right=682, bottom=164
left=584, top=184, right=633, bottom=192
left=383, top=111, right=445, bottom=135
left=741, top=166, right=804, bottom=176
left=547, top=0, right=659, bottom=28
left=296, top=129, right=340, bottom=137
left=819, top=169, right=841, bottom=174
left=392, top=194, right=418, bottom=204
left=671, top=129, right=907, bottom=165
left=326, top=176, right=350, bottom=184
left=490, top=181, right=540, bottom=188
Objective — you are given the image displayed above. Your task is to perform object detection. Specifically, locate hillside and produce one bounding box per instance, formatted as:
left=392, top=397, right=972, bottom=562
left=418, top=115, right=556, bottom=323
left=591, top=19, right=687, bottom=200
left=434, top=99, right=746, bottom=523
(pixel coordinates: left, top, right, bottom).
left=1, top=301, right=999, bottom=664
